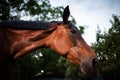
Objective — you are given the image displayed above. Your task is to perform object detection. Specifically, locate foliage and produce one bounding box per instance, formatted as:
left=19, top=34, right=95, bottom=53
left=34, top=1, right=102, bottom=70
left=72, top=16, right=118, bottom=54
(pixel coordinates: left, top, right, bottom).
left=92, top=15, right=120, bottom=73
left=0, top=0, right=64, bottom=21
left=79, top=25, right=85, bottom=34
left=12, top=48, right=66, bottom=80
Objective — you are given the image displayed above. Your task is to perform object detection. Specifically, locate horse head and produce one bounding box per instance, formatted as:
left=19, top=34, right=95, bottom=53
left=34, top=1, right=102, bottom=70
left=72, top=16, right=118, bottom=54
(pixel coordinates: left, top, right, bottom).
left=45, top=6, right=99, bottom=75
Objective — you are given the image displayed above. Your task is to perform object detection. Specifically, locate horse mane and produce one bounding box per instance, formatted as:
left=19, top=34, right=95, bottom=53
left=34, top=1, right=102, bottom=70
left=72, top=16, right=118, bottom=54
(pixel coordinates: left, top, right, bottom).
left=0, top=21, right=51, bottom=30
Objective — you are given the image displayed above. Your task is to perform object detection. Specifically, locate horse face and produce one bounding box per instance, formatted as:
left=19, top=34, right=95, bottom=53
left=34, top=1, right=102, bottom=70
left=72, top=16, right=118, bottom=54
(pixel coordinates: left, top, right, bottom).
left=66, top=22, right=98, bottom=75
left=51, top=21, right=98, bottom=75
left=51, top=6, right=98, bottom=75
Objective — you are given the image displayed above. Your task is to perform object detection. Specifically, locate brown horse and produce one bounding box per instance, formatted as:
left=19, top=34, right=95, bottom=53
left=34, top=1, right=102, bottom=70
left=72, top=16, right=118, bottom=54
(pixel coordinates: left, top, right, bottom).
left=0, top=6, right=98, bottom=79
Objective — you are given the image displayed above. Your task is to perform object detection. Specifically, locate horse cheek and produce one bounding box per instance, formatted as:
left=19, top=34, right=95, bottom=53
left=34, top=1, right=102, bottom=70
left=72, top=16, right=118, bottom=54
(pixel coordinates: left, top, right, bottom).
left=52, top=37, right=72, bottom=55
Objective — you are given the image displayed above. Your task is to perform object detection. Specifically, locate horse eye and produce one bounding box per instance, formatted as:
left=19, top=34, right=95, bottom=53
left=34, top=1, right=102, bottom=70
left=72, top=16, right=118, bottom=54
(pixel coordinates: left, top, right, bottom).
left=70, top=30, right=76, bottom=34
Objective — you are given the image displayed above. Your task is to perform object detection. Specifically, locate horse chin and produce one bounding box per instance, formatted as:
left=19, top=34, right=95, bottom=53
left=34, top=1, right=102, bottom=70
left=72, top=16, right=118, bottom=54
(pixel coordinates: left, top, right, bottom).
left=80, top=67, right=87, bottom=76
left=80, top=66, right=93, bottom=77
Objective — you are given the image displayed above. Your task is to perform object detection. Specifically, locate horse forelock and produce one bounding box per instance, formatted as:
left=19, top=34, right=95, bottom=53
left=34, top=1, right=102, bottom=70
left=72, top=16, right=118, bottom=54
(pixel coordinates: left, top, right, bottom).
left=0, top=21, right=51, bottom=30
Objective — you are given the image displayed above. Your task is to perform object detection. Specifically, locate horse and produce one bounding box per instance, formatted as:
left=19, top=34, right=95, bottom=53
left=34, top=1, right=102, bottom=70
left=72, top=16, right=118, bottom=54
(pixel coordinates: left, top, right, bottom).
left=0, top=6, right=98, bottom=80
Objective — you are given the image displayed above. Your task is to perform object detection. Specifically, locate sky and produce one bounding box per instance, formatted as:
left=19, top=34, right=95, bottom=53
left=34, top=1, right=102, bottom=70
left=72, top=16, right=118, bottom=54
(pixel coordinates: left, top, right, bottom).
left=50, top=0, right=120, bottom=45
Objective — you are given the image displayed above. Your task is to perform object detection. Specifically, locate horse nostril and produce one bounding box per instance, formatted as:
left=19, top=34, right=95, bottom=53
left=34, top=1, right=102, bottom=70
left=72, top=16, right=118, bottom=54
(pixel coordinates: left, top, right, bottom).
left=92, top=58, right=99, bottom=69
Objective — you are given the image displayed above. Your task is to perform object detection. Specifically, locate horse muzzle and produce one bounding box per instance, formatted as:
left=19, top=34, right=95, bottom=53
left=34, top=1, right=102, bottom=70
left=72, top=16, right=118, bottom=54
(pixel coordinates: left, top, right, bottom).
left=80, top=58, right=99, bottom=76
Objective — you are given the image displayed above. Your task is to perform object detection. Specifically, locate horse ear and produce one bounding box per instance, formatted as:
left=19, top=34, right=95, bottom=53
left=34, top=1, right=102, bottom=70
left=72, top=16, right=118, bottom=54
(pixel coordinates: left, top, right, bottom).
left=62, top=5, right=70, bottom=24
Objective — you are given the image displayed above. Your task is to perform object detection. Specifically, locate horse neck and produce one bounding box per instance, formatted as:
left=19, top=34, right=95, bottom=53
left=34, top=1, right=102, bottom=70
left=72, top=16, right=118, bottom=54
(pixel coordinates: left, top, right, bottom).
left=12, top=22, right=58, bottom=60
left=0, top=23, right=58, bottom=80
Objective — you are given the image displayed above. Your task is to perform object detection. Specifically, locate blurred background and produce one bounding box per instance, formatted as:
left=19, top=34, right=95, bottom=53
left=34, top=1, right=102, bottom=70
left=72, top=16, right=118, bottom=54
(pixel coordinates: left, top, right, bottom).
left=0, top=0, right=120, bottom=80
